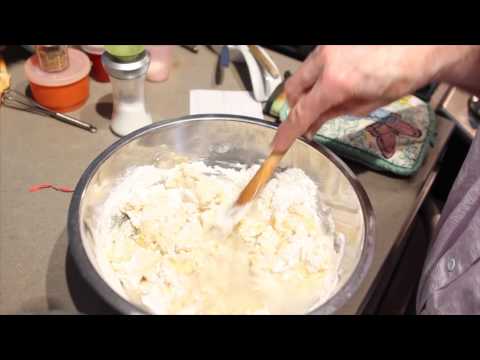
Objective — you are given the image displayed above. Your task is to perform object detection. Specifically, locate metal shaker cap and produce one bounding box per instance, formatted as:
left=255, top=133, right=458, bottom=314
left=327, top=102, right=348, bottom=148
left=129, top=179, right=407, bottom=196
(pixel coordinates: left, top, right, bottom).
left=102, top=50, right=150, bottom=80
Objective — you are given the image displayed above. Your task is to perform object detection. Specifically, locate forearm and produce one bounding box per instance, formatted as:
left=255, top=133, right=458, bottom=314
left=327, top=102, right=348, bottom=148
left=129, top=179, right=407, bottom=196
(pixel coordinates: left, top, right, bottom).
left=432, top=45, right=480, bottom=95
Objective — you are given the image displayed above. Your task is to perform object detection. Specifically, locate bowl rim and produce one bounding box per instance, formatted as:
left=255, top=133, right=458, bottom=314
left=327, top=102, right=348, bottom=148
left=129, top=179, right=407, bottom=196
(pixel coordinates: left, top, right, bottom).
left=68, top=114, right=375, bottom=315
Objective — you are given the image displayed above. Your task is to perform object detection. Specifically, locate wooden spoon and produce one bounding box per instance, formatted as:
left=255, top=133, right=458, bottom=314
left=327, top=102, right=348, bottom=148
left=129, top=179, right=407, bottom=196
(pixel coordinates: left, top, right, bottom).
left=234, top=150, right=285, bottom=207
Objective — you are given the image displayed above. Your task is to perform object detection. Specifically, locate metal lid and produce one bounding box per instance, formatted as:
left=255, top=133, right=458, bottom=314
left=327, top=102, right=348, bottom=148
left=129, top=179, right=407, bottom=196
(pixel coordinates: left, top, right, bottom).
left=101, top=51, right=150, bottom=80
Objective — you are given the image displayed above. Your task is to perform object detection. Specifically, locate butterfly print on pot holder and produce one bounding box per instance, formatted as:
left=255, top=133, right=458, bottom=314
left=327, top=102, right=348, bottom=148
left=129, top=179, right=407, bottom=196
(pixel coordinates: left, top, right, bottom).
left=365, top=113, right=422, bottom=159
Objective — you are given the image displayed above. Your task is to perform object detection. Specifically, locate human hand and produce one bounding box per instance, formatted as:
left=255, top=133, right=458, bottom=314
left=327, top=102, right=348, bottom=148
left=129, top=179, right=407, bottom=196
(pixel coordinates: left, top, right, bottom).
left=271, top=45, right=480, bottom=153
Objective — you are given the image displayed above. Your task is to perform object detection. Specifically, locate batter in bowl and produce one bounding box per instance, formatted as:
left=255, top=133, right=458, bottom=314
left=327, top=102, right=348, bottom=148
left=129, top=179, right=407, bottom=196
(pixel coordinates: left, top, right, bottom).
left=95, top=160, right=345, bottom=314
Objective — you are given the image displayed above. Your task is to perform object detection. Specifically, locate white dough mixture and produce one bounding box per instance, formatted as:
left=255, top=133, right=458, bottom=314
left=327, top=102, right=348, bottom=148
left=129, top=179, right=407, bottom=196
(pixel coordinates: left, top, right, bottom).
left=96, top=161, right=345, bottom=315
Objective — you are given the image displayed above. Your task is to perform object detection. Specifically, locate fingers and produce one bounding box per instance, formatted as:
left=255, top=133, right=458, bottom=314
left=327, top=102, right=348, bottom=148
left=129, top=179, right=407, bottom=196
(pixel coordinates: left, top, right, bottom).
left=304, top=106, right=350, bottom=140
left=272, top=79, right=340, bottom=153
left=271, top=115, right=304, bottom=153
left=285, top=46, right=325, bottom=108
left=304, top=99, right=390, bottom=140
left=347, top=100, right=389, bottom=117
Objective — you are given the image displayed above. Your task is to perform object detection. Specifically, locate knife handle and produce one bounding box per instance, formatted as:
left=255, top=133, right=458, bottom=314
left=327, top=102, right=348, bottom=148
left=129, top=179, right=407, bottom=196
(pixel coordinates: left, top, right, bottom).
left=215, top=46, right=229, bottom=85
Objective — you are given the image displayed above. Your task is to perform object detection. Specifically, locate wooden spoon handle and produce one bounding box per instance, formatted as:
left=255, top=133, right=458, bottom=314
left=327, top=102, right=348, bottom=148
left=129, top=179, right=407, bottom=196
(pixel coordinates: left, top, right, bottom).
left=248, top=45, right=280, bottom=79
left=235, top=151, right=284, bottom=206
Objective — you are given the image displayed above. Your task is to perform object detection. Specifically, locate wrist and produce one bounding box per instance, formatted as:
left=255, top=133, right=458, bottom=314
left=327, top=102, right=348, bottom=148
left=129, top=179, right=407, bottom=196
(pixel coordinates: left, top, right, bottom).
left=431, top=45, right=480, bottom=87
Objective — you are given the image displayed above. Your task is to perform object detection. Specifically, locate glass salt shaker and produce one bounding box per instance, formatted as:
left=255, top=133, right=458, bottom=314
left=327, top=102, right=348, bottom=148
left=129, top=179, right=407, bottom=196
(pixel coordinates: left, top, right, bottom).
left=102, top=46, right=152, bottom=136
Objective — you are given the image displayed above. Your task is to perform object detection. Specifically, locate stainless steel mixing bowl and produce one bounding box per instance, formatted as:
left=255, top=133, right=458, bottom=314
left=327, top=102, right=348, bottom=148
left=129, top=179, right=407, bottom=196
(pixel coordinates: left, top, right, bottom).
left=68, top=115, right=375, bottom=314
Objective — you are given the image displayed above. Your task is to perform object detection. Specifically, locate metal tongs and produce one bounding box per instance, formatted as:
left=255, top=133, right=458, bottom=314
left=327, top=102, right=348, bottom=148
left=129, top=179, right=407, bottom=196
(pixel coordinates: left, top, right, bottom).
left=1, top=89, right=97, bottom=133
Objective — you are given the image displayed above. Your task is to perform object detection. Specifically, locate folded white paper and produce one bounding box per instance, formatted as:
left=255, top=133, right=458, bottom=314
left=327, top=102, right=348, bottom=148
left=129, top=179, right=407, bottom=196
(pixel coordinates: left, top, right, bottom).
left=189, top=90, right=264, bottom=119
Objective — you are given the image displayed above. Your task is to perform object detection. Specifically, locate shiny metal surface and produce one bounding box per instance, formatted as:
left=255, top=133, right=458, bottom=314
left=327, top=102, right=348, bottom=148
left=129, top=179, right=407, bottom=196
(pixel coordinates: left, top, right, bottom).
left=68, top=115, right=375, bottom=315
left=102, top=51, right=150, bottom=80
left=1, top=88, right=97, bottom=133
left=439, top=86, right=477, bottom=140
left=469, top=96, right=480, bottom=126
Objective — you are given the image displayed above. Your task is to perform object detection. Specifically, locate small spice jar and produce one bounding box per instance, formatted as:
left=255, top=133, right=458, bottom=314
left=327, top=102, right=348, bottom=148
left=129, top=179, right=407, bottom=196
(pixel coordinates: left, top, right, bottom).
left=36, top=45, right=70, bottom=73
left=25, top=48, right=91, bottom=112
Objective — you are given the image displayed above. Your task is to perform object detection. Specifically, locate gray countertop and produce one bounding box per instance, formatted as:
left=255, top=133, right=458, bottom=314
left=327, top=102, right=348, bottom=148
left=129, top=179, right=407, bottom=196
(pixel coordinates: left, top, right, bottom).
left=0, top=46, right=454, bottom=314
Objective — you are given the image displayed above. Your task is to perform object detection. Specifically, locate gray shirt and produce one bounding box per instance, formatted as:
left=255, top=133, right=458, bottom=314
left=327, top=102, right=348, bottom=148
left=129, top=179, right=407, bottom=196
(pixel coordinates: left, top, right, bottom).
left=417, top=130, right=480, bottom=314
